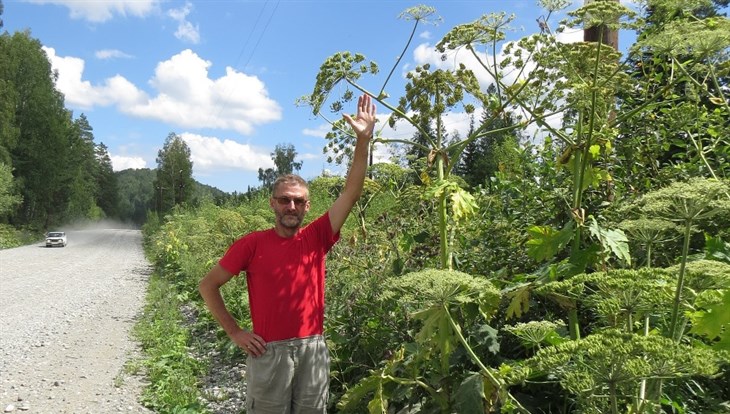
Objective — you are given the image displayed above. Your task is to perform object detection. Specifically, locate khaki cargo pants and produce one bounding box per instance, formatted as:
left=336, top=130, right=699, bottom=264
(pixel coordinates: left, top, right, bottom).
left=245, top=335, right=329, bottom=414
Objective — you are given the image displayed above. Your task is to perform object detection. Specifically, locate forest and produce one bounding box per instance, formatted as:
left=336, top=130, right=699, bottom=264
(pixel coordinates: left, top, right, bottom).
left=2, top=0, right=730, bottom=413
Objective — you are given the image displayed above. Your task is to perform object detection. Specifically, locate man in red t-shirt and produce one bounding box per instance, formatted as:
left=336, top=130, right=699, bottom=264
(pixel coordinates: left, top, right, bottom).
left=199, top=94, right=376, bottom=413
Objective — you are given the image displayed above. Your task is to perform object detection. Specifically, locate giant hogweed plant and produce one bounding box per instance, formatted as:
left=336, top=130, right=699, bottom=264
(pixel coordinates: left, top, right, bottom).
left=527, top=260, right=730, bottom=412
left=487, top=1, right=728, bottom=341
left=298, top=5, right=556, bottom=271
left=504, top=329, right=722, bottom=414
left=628, top=177, right=730, bottom=342
left=291, top=2, right=730, bottom=413
left=336, top=269, right=533, bottom=413
left=632, top=9, right=730, bottom=181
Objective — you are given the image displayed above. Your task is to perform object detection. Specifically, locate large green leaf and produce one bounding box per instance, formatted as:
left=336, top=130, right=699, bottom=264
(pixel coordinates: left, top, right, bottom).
left=454, top=372, right=485, bottom=414
left=588, top=216, right=631, bottom=266
left=705, top=234, right=730, bottom=264
left=689, top=289, right=730, bottom=350
left=526, top=221, right=575, bottom=262
left=505, top=284, right=531, bottom=319
left=337, top=375, right=382, bottom=411
left=450, top=187, right=478, bottom=222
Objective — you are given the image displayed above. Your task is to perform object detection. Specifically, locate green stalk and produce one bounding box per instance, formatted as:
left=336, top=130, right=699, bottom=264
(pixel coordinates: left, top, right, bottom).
left=610, top=382, right=619, bottom=414
left=646, top=241, right=653, bottom=268
left=638, top=315, right=650, bottom=408
left=568, top=306, right=581, bottom=341
left=378, top=17, right=421, bottom=99
left=436, top=134, right=449, bottom=269
left=444, top=307, right=531, bottom=414
left=668, top=219, right=692, bottom=342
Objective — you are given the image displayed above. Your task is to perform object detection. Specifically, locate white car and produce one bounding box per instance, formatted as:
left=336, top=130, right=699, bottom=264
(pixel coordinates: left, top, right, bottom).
left=45, top=231, right=67, bottom=247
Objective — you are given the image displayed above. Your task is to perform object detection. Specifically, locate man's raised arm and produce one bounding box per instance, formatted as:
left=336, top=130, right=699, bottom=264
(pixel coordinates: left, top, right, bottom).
left=328, top=94, right=377, bottom=234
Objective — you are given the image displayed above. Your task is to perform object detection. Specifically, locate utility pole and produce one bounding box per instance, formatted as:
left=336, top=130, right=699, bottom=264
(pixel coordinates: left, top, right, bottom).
left=583, top=0, right=619, bottom=50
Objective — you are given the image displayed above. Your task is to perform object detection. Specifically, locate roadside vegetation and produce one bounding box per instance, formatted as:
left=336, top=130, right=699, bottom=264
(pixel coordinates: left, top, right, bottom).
left=139, top=2, right=730, bottom=412
left=3, top=0, right=729, bottom=412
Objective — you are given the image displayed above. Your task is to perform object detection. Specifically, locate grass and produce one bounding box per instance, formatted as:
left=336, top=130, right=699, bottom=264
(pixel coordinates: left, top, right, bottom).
left=132, top=270, right=207, bottom=413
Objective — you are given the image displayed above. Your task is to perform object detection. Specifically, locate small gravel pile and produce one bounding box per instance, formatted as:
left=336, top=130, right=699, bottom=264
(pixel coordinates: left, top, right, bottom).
left=181, top=304, right=248, bottom=413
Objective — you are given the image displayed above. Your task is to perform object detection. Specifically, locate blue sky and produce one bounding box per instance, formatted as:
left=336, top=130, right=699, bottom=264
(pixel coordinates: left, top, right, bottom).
left=3, top=0, right=605, bottom=193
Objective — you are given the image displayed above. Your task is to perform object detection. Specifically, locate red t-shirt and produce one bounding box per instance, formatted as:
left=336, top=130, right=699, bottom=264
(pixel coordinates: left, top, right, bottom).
left=218, top=212, right=339, bottom=342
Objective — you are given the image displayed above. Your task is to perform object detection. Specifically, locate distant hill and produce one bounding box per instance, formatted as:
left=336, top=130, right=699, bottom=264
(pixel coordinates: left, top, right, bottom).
left=115, top=168, right=230, bottom=225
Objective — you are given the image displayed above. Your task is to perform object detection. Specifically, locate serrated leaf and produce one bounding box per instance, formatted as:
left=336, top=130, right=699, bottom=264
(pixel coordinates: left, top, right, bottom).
left=588, top=217, right=631, bottom=265
left=337, top=375, right=382, bottom=411
left=689, top=289, right=730, bottom=349
left=526, top=221, right=574, bottom=262
left=505, top=284, right=531, bottom=319
left=451, top=188, right=478, bottom=222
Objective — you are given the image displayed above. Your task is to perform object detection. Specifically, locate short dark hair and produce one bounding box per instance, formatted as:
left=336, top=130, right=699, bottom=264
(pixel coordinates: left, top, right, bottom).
left=272, top=174, right=308, bottom=195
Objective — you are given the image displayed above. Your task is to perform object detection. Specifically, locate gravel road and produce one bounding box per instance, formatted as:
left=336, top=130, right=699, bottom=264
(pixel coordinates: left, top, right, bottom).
left=0, top=227, right=152, bottom=413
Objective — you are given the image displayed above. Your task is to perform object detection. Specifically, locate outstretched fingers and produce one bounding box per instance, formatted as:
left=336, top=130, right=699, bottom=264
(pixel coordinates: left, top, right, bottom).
left=343, top=94, right=376, bottom=138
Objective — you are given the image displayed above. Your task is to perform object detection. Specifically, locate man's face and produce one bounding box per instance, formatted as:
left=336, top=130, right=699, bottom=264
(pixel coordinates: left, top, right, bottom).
left=270, top=184, right=310, bottom=230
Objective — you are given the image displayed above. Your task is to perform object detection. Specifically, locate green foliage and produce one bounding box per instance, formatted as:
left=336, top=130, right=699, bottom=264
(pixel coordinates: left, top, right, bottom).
left=0, top=162, right=21, bottom=217
left=116, top=168, right=156, bottom=225
left=508, top=329, right=722, bottom=413
left=0, top=30, right=124, bottom=229
left=527, top=222, right=575, bottom=263
left=133, top=271, right=204, bottom=412
left=587, top=216, right=631, bottom=267
left=423, top=179, right=478, bottom=223
left=705, top=234, right=730, bottom=263
left=133, top=2, right=730, bottom=413
left=337, top=269, right=510, bottom=413
left=154, top=132, right=195, bottom=216
left=689, top=289, right=730, bottom=350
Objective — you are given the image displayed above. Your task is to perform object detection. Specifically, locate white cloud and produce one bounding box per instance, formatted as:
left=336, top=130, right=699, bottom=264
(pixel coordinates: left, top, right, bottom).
left=95, top=49, right=133, bottom=60
left=302, top=124, right=332, bottom=138
left=419, top=31, right=432, bottom=40
left=126, top=50, right=282, bottom=134
left=168, top=2, right=200, bottom=44
left=556, top=26, right=584, bottom=44
left=44, top=46, right=148, bottom=109
left=110, top=155, right=147, bottom=171
left=298, top=153, right=321, bottom=161
left=26, top=0, right=159, bottom=23
left=181, top=132, right=274, bottom=173
left=43, top=48, right=282, bottom=135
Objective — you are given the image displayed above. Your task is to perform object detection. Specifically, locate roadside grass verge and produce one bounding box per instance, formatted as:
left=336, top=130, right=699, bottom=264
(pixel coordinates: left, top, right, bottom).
left=132, top=269, right=207, bottom=413
left=0, top=224, right=41, bottom=249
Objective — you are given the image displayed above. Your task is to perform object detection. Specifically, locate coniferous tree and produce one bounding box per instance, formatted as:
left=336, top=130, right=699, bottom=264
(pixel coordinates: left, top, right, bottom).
left=455, top=107, right=521, bottom=189
left=95, top=142, right=118, bottom=217
left=65, top=113, right=100, bottom=220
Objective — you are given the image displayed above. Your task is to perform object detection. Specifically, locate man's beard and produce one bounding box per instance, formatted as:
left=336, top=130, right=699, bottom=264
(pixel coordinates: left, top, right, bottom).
left=278, top=211, right=303, bottom=229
